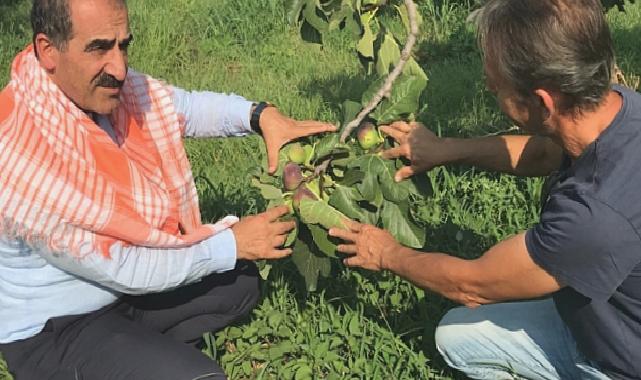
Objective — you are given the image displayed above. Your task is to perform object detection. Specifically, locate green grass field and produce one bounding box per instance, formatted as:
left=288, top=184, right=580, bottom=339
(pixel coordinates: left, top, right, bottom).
left=1, top=0, right=640, bottom=378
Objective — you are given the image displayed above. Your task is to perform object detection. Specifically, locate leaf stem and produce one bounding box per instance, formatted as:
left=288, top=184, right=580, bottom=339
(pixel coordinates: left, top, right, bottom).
left=339, top=0, right=420, bottom=143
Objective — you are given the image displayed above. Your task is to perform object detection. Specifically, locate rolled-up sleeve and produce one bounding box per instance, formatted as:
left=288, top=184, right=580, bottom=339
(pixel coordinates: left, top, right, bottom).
left=171, top=86, right=254, bottom=138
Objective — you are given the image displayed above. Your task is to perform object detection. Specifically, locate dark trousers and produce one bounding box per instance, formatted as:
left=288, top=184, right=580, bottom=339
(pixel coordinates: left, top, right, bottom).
left=1, top=261, right=260, bottom=380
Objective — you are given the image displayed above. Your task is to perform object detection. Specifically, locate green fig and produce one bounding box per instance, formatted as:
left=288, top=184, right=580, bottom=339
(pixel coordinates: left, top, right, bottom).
left=292, top=185, right=318, bottom=210
left=356, top=122, right=383, bottom=150
left=283, top=163, right=303, bottom=191
left=288, top=143, right=307, bottom=164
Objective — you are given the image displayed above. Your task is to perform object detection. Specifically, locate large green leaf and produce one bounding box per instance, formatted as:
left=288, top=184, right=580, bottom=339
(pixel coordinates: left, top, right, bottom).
left=285, top=217, right=298, bottom=247
left=291, top=238, right=331, bottom=291
left=396, top=3, right=423, bottom=35
left=381, top=200, right=425, bottom=248
left=343, top=11, right=362, bottom=38
left=341, top=100, right=362, bottom=128
left=308, top=223, right=337, bottom=257
left=348, top=155, right=384, bottom=207
left=251, top=178, right=283, bottom=200
left=370, top=74, right=427, bottom=124
left=303, top=0, right=329, bottom=33
left=301, top=19, right=323, bottom=44
left=406, top=171, right=433, bottom=197
left=337, top=168, right=365, bottom=186
left=348, top=153, right=385, bottom=174
left=356, top=171, right=381, bottom=206
left=375, top=33, right=401, bottom=76
left=313, top=133, right=349, bottom=161
left=329, top=185, right=364, bottom=219
left=378, top=159, right=410, bottom=202
left=285, top=0, right=305, bottom=25
left=299, top=199, right=348, bottom=229
left=327, top=1, right=355, bottom=31
left=356, top=12, right=377, bottom=58
left=403, top=56, right=428, bottom=81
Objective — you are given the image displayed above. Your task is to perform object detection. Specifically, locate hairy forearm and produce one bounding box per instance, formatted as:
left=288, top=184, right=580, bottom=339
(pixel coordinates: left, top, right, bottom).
left=383, top=234, right=561, bottom=307
left=441, top=135, right=562, bottom=177
left=383, top=248, right=490, bottom=307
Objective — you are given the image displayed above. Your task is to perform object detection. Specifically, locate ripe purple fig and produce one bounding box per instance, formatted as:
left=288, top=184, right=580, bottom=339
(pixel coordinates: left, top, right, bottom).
left=292, top=185, right=318, bottom=210
left=283, top=162, right=303, bottom=191
left=288, top=143, right=306, bottom=164
left=356, top=122, right=383, bottom=150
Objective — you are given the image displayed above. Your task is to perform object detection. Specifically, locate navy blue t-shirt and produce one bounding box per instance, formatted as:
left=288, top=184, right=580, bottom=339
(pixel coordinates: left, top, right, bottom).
left=526, top=85, right=641, bottom=379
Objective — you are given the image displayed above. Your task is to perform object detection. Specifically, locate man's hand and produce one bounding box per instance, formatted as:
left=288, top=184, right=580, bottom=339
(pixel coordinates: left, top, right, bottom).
left=329, top=220, right=404, bottom=271
left=231, top=206, right=296, bottom=260
left=259, top=107, right=336, bottom=174
left=380, top=121, right=447, bottom=182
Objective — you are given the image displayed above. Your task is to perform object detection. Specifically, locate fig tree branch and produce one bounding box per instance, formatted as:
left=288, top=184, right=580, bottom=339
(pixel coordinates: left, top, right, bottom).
left=339, top=0, right=420, bottom=143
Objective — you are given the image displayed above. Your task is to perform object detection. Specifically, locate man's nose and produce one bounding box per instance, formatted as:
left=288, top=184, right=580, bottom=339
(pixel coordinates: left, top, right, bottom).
left=105, top=48, right=128, bottom=82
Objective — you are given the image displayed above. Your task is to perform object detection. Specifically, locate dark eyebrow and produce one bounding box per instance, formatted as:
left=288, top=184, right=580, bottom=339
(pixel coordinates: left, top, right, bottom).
left=119, top=34, right=134, bottom=49
left=84, top=38, right=116, bottom=52
left=84, top=34, right=133, bottom=52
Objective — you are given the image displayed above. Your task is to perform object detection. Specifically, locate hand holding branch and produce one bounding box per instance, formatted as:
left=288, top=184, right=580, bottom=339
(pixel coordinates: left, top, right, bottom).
left=380, top=121, right=446, bottom=181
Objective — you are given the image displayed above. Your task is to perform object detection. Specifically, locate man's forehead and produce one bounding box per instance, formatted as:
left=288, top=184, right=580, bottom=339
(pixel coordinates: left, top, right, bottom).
left=69, top=0, right=129, bottom=39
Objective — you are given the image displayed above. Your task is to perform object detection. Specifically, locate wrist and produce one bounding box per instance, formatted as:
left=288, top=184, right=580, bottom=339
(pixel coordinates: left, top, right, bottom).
left=250, top=101, right=274, bottom=135
left=381, top=245, right=411, bottom=272
left=230, top=226, right=247, bottom=260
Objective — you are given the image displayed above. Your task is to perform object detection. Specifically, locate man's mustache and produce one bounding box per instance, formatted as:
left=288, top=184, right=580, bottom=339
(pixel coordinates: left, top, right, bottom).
left=95, top=73, right=124, bottom=89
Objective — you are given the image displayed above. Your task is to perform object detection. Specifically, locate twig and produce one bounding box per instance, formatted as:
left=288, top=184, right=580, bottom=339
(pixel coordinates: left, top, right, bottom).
left=339, top=0, right=420, bottom=143
left=313, top=159, right=331, bottom=177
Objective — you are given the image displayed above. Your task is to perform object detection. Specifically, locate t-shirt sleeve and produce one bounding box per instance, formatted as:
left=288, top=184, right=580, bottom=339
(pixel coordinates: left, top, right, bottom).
left=526, top=191, right=641, bottom=301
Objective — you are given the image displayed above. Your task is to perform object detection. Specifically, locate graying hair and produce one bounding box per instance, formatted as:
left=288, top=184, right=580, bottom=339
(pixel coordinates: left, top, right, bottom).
left=475, top=0, right=614, bottom=114
left=31, top=0, right=73, bottom=50
left=31, top=0, right=127, bottom=51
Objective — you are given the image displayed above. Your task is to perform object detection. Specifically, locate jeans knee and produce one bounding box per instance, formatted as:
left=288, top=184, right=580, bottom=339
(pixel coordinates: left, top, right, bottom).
left=434, top=307, right=479, bottom=362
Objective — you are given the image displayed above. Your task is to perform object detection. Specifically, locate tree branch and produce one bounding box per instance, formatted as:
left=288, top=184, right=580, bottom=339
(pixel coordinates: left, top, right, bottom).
left=339, top=0, right=420, bottom=143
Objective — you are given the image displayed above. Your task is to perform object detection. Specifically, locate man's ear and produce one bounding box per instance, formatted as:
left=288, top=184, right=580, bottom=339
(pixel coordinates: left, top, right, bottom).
left=34, top=33, right=59, bottom=71
left=534, top=88, right=555, bottom=121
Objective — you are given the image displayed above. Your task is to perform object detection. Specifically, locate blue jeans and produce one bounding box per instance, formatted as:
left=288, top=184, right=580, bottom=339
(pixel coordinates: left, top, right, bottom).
left=435, top=298, right=610, bottom=379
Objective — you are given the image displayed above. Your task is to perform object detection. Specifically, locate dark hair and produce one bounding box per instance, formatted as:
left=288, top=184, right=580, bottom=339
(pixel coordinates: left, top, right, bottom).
left=31, top=0, right=74, bottom=51
left=475, top=0, right=615, bottom=114
left=31, top=0, right=127, bottom=53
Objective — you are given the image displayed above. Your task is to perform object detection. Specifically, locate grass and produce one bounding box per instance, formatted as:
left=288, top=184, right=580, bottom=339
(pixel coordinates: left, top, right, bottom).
left=1, top=0, right=640, bottom=379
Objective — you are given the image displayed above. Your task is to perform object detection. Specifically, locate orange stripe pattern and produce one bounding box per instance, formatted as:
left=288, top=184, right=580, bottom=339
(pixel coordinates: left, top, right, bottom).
left=0, top=46, right=235, bottom=258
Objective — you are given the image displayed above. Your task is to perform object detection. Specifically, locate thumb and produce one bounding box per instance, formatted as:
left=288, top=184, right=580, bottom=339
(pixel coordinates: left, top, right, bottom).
left=394, top=166, right=415, bottom=182
left=267, top=143, right=282, bottom=174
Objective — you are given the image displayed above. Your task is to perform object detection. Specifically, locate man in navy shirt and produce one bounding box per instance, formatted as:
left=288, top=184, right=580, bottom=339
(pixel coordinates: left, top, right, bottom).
left=330, top=0, right=641, bottom=378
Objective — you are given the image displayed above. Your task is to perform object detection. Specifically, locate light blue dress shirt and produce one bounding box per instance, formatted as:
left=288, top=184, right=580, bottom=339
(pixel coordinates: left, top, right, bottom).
left=0, top=88, right=254, bottom=343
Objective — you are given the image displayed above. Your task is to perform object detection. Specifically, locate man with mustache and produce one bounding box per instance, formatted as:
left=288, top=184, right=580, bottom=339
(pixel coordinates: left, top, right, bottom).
left=331, top=0, right=641, bottom=379
left=0, top=0, right=334, bottom=379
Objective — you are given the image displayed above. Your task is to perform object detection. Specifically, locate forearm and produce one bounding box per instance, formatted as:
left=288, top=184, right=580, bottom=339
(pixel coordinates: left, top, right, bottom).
left=383, top=234, right=561, bottom=307
left=383, top=247, right=487, bottom=307
left=171, top=87, right=254, bottom=138
left=441, top=135, right=562, bottom=177
left=39, top=229, right=238, bottom=294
